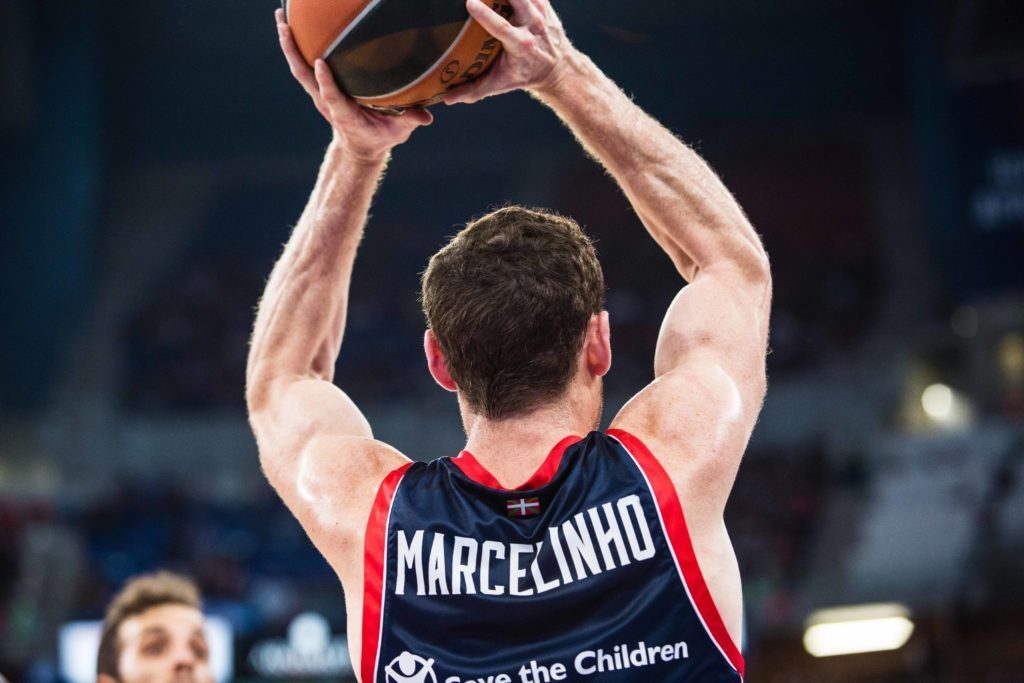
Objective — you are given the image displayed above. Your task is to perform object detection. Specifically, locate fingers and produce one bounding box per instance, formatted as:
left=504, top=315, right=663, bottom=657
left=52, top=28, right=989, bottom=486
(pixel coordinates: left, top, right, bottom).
left=362, top=105, right=434, bottom=132
left=313, top=59, right=360, bottom=119
left=443, top=77, right=488, bottom=105
left=277, top=22, right=321, bottom=101
left=443, top=50, right=517, bottom=105
left=444, top=73, right=515, bottom=105
left=525, top=0, right=551, bottom=17
left=466, top=0, right=528, bottom=49
left=274, top=8, right=429, bottom=150
left=502, top=0, right=539, bottom=27
left=405, top=108, right=434, bottom=127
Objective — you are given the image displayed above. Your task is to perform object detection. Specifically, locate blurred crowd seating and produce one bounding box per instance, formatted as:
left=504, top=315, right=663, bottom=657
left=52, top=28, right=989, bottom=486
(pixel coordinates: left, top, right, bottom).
left=74, top=479, right=346, bottom=631
left=0, top=498, right=55, bottom=648
left=848, top=425, right=1016, bottom=603
left=119, top=139, right=883, bottom=412
left=726, top=442, right=831, bottom=628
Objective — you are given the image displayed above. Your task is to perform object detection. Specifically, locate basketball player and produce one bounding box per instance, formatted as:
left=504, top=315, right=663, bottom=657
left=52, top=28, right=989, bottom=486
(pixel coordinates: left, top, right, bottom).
left=250, top=0, right=770, bottom=680
left=96, top=571, right=213, bottom=683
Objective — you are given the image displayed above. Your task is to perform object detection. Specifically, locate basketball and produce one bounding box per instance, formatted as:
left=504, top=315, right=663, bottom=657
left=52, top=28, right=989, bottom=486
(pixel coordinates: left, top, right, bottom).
left=284, top=0, right=512, bottom=112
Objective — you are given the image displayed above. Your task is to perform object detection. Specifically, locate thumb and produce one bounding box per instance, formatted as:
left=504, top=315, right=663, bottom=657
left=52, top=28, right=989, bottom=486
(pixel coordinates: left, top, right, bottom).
left=405, top=107, right=434, bottom=126
left=442, top=78, right=491, bottom=105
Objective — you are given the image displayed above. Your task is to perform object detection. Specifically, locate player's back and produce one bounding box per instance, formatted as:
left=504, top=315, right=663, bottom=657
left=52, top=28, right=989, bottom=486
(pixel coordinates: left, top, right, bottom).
left=360, top=430, right=744, bottom=682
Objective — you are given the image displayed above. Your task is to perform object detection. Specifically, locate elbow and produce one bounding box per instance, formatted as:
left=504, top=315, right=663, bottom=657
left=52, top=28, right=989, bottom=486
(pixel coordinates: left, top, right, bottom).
left=742, top=242, right=772, bottom=285
left=752, top=250, right=771, bottom=280
left=245, top=355, right=263, bottom=410
left=245, top=346, right=265, bottom=412
left=245, top=381, right=270, bottom=422
left=245, top=355, right=288, bottom=417
left=735, top=219, right=770, bottom=277
left=715, top=249, right=771, bottom=293
left=738, top=252, right=773, bottom=308
left=245, top=365, right=277, bottom=417
left=711, top=234, right=771, bottom=287
left=245, top=380, right=264, bottom=415
left=751, top=366, right=768, bottom=407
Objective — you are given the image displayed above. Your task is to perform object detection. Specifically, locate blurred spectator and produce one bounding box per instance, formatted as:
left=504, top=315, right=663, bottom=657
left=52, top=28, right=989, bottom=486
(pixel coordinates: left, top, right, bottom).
left=97, top=571, right=212, bottom=683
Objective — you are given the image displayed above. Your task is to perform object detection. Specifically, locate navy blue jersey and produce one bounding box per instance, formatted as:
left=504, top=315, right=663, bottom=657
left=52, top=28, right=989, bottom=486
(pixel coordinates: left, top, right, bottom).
left=361, top=430, right=744, bottom=683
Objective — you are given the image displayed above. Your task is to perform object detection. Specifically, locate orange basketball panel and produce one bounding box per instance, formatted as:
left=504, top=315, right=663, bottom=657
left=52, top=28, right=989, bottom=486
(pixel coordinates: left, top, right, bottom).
left=286, top=0, right=376, bottom=65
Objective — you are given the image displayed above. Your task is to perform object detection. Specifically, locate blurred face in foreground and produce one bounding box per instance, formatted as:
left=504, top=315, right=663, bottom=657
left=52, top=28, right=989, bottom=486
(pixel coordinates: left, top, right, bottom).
left=107, top=604, right=213, bottom=683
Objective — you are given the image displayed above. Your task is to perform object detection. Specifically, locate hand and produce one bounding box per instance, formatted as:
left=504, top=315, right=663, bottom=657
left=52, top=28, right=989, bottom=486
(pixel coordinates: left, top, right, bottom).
left=275, top=9, right=433, bottom=160
left=444, top=0, right=576, bottom=105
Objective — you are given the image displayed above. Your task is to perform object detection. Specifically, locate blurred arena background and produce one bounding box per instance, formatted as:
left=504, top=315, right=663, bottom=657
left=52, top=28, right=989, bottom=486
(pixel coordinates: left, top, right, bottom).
left=1, top=0, right=1023, bottom=681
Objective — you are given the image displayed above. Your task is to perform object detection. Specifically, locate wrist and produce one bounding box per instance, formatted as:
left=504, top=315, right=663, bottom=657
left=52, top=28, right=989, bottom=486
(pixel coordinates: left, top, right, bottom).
left=531, top=48, right=590, bottom=103
left=328, top=133, right=392, bottom=166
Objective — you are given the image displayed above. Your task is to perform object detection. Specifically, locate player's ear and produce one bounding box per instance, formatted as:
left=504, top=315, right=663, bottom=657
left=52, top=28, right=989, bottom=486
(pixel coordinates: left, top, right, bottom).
left=586, top=311, right=611, bottom=378
left=98, top=674, right=118, bottom=683
left=424, top=329, right=458, bottom=392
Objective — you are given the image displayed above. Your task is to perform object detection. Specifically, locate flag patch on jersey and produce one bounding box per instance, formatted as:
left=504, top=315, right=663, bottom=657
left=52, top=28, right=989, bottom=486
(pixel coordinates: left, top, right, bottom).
left=506, top=497, right=541, bottom=517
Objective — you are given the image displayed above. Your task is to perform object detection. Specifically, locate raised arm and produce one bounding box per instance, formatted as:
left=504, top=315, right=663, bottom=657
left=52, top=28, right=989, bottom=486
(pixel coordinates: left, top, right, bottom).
left=534, top=50, right=772, bottom=511
left=447, top=0, right=771, bottom=514
left=245, top=11, right=430, bottom=569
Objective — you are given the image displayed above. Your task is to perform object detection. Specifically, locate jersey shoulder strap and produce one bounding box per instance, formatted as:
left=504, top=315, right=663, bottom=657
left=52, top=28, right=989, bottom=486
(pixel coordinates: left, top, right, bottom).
left=361, top=461, right=413, bottom=683
left=608, top=429, right=744, bottom=673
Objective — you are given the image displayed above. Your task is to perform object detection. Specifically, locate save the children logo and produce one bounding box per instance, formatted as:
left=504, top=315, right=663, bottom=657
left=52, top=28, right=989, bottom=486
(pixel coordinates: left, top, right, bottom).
left=385, top=651, right=437, bottom=683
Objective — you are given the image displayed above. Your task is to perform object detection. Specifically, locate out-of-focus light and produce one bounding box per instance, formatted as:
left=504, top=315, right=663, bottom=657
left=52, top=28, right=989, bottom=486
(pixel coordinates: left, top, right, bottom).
left=803, top=604, right=914, bottom=657
left=921, top=383, right=953, bottom=419
left=950, top=306, right=979, bottom=338
left=999, top=332, right=1024, bottom=381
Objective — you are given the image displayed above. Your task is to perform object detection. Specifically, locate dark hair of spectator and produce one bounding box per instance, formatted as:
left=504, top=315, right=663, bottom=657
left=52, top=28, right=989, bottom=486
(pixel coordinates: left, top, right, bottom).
left=421, top=205, right=605, bottom=420
left=96, top=571, right=203, bottom=679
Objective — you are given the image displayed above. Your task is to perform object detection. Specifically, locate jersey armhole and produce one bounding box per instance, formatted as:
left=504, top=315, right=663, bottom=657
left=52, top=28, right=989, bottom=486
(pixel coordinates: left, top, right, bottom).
left=360, top=462, right=413, bottom=683
left=606, top=428, right=745, bottom=677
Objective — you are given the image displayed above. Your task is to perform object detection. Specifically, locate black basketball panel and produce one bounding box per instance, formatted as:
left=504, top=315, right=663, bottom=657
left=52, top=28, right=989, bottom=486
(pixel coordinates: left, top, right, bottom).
left=326, top=0, right=469, bottom=98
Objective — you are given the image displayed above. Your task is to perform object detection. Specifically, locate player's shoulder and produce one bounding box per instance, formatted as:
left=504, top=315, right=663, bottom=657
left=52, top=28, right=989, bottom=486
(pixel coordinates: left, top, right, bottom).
left=612, top=358, right=745, bottom=447
left=610, top=356, right=758, bottom=499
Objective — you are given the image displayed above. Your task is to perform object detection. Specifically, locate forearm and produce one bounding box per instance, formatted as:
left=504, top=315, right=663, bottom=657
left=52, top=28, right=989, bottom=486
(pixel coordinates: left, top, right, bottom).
left=535, top=52, right=767, bottom=282
left=246, top=140, right=388, bottom=411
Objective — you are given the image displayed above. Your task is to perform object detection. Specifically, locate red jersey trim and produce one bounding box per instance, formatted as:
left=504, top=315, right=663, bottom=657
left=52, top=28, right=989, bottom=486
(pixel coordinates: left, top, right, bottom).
left=607, top=428, right=745, bottom=676
left=361, top=462, right=413, bottom=683
left=452, top=434, right=582, bottom=491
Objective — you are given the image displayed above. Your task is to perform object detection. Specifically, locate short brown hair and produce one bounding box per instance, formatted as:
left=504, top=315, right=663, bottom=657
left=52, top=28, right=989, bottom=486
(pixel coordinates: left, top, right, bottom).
left=97, top=571, right=202, bottom=679
left=422, top=205, right=605, bottom=419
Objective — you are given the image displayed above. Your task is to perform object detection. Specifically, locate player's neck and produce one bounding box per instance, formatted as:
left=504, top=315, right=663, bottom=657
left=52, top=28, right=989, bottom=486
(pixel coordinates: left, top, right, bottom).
left=460, top=388, right=600, bottom=488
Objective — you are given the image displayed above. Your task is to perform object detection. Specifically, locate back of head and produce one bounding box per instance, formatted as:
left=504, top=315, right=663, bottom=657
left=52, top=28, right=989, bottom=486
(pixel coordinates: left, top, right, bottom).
left=97, top=571, right=203, bottom=680
left=422, top=205, right=605, bottom=420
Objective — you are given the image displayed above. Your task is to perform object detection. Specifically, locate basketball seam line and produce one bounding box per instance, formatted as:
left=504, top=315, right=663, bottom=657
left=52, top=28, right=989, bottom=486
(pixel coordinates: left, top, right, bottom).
left=320, top=0, right=385, bottom=60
